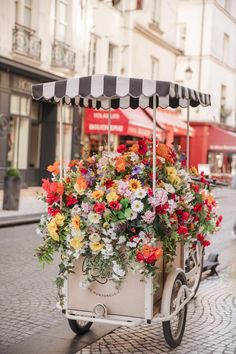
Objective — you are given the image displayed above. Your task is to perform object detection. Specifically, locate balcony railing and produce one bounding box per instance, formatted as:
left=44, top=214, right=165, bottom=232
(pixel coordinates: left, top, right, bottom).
left=12, top=24, right=41, bottom=61
left=51, top=41, right=76, bottom=71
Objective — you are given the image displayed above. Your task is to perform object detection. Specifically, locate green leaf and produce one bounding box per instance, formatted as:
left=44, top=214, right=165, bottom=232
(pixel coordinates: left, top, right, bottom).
left=120, top=198, right=130, bottom=208
left=124, top=208, right=132, bottom=218
left=118, top=211, right=125, bottom=219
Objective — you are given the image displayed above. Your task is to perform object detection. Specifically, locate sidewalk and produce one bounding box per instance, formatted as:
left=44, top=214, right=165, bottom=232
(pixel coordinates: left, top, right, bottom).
left=0, top=187, right=46, bottom=227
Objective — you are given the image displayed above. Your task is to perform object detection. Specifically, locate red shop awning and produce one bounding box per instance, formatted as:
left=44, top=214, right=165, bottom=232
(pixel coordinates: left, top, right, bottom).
left=209, top=125, right=236, bottom=152
left=145, top=107, right=194, bottom=137
left=84, top=108, right=164, bottom=139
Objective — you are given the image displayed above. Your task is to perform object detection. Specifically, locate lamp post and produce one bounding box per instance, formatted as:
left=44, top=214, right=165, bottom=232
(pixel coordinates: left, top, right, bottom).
left=185, top=65, right=193, bottom=81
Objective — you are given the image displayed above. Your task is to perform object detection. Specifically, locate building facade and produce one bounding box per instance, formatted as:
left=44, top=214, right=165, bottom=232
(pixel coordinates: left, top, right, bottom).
left=175, top=0, right=236, bottom=175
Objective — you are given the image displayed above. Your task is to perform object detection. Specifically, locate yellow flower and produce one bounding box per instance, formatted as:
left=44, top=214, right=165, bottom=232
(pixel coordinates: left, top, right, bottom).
left=166, top=166, right=177, bottom=176
left=106, top=191, right=119, bottom=202
left=71, top=215, right=81, bottom=229
left=92, top=190, right=105, bottom=200
left=90, top=241, right=103, bottom=252
left=70, top=237, right=84, bottom=250
left=54, top=213, right=65, bottom=226
left=190, top=166, right=199, bottom=176
left=168, top=174, right=181, bottom=185
left=47, top=219, right=59, bottom=241
left=129, top=179, right=141, bottom=192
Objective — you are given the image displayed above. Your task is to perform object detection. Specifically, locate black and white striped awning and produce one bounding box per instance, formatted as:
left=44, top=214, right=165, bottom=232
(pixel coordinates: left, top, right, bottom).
left=31, top=74, right=211, bottom=109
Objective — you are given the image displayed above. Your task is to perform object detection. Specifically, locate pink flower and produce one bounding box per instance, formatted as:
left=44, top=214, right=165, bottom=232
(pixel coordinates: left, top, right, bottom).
left=142, top=211, right=156, bottom=224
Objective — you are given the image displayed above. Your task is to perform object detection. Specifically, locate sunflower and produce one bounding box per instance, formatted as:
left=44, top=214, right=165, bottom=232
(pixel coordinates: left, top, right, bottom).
left=129, top=179, right=141, bottom=192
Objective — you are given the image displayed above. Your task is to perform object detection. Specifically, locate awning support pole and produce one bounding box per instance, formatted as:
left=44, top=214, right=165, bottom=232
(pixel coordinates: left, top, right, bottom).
left=59, top=100, right=63, bottom=208
left=108, top=102, right=111, bottom=154
left=186, top=100, right=190, bottom=171
left=152, top=95, right=157, bottom=195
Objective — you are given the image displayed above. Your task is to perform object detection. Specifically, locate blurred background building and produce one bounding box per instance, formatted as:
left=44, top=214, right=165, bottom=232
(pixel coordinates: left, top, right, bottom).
left=0, top=0, right=236, bottom=187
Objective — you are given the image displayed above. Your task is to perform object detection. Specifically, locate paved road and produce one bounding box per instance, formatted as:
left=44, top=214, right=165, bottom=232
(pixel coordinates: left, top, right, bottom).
left=78, top=266, right=236, bottom=354
left=0, top=187, right=235, bottom=354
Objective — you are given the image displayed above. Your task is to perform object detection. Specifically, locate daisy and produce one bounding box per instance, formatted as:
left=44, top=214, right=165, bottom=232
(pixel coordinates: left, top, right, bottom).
left=88, top=212, right=101, bottom=224
left=131, top=200, right=144, bottom=213
left=135, top=188, right=147, bottom=199
left=129, top=179, right=142, bottom=192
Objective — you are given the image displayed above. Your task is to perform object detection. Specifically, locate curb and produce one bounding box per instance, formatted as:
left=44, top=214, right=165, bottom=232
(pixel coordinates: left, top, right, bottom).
left=0, top=213, right=41, bottom=228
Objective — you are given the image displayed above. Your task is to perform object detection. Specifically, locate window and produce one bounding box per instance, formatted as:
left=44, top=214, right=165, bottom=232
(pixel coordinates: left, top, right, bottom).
left=88, top=35, right=97, bottom=75
left=24, top=0, right=32, bottom=28
left=14, top=0, right=33, bottom=27
left=177, top=24, right=186, bottom=52
left=108, top=43, right=118, bottom=75
left=152, top=0, right=161, bottom=25
left=55, top=0, right=69, bottom=43
left=55, top=105, right=73, bottom=163
left=8, top=94, right=41, bottom=169
left=151, top=57, right=159, bottom=80
left=223, top=33, right=229, bottom=63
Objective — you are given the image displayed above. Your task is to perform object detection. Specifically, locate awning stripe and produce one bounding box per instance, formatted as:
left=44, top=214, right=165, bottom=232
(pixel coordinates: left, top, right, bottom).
left=32, top=74, right=211, bottom=109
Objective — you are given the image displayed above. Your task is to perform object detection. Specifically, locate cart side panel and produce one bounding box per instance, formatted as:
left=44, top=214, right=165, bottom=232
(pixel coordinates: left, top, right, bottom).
left=68, top=257, right=163, bottom=318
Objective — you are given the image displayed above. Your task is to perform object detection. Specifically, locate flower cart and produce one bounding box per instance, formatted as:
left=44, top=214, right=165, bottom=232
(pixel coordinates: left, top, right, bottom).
left=32, top=75, right=221, bottom=348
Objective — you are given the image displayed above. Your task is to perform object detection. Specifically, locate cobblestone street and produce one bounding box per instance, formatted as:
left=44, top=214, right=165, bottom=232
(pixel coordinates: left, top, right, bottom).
left=0, top=188, right=236, bottom=354
left=78, top=266, right=236, bottom=354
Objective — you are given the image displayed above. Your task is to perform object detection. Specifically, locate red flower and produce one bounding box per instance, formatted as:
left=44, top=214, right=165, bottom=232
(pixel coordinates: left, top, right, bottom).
left=202, top=240, right=211, bottom=247
left=147, top=253, right=157, bottom=264
left=138, top=140, right=148, bottom=155
left=46, top=192, right=60, bottom=205
left=182, top=211, right=190, bottom=221
left=178, top=225, right=188, bottom=235
left=181, top=159, right=187, bottom=168
left=216, top=215, right=223, bottom=227
left=193, top=203, right=203, bottom=212
left=105, top=180, right=114, bottom=189
left=191, top=183, right=199, bottom=193
left=66, top=195, right=77, bottom=207
left=170, top=193, right=176, bottom=200
left=80, top=168, right=88, bottom=175
left=156, top=203, right=169, bottom=214
left=136, top=252, right=144, bottom=262
left=117, top=144, right=127, bottom=153
left=109, top=201, right=121, bottom=210
left=193, top=216, right=200, bottom=222
left=197, top=233, right=205, bottom=242
left=48, top=207, right=61, bottom=216
left=94, top=202, right=106, bottom=214
left=148, top=188, right=153, bottom=197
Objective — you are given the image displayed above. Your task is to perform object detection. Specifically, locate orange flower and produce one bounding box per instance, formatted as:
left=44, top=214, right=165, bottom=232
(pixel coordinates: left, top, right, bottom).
left=87, top=157, right=95, bottom=164
left=129, top=144, right=139, bottom=153
left=55, top=182, right=64, bottom=196
left=75, top=176, right=88, bottom=192
left=92, top=190, right=105, bottom=200
left=68, top=159, right=79, bottom=168
left=115, top=156, right=126, bottom=172
left=156, top=144, right=174, bottom=163
left=71, top=215, right=81, bottom=229
left=155, top=248, right=163, bottom=259
left=47, top=161, right=60, bottom=175
left=140, top=244, right=153, bottom=257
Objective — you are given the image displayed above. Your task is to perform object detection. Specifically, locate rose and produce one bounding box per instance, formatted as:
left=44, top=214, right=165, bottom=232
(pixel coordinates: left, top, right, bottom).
left=117, top=144, right=126, bottom=153
left=146, top=253, right=157, bottom=264
left=94, top=202, right=106, bottom=214
left=66, top=195, right=77, bottom=207
left=193, top=203, right=203, bottom=212
left=48, top=207, right=61, bottom=216
left=182, top=211, right=190, bottom=221
left=105, top=180, right=114, bottom=189
left=178, top=225, right=188, bottom=235
left=109, top=201, right=121, bottom=210
left=136, top=252, right=144, bottom=262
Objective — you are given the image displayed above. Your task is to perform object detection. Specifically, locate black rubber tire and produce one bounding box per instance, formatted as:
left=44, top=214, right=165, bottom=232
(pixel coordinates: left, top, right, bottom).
left=68, top=319, right=93, bottom=334
left=162, top=272, right=188, bottom=348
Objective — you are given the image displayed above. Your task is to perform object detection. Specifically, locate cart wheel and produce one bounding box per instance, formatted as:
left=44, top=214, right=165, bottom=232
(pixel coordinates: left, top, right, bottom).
left=68, top=319, right=93, bottom=334
left=162, top=272, right=187, bottom=348
left=185, top=242, right=203, bottom=296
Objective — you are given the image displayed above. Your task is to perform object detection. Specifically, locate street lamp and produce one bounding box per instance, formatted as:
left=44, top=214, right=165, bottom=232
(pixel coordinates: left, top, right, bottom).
left=185, top=65, right=193, bottom=81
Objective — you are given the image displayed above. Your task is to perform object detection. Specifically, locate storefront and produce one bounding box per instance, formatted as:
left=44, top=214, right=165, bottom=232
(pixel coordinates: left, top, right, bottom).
left=83, top=107, right=164, bottom=154
left=190, top=122, right=236, bottom=177
left=0, top=58, right=81, bottom=188
left=145, top=107, right=194, bottom=149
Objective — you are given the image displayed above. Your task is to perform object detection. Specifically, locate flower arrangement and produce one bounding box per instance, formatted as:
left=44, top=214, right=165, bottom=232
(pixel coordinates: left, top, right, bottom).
left=36, top=140, right=222, bottom=304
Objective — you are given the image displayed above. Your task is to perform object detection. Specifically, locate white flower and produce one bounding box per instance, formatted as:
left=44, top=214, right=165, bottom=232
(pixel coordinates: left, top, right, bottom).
left=102, top=237, right=112, bottom=244
left=89, top=233, right=101, bottom=242
left=131, top=200, right=144, bottom=213
left=101, top=244, right=114, bottom=258
left=130, top=153, right=139, bottom=162
left=112, top=261, right=126, bottom=278
left=164, top=183, right=175, bottom=194
left=135, top=189, right=147, bottom=199
left=126, top=241, right=137, bottom=248
left=118, top=235, right=126, bottom=244
left=127, top=210, right=138, bottom=221
left=88, top=212, right=101, bottom=224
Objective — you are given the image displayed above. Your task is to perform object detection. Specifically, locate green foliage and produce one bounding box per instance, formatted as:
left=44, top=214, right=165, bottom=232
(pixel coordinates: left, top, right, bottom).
left=6, top=167, right=20, bottom=177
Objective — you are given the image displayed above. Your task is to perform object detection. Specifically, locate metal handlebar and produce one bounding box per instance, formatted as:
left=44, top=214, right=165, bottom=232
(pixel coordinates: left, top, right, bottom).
left=190, top=176, right=228, bottom=187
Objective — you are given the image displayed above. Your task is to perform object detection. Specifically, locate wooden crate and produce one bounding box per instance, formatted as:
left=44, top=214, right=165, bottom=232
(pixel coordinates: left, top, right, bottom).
left=67, top=243, right=183, bottom=318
